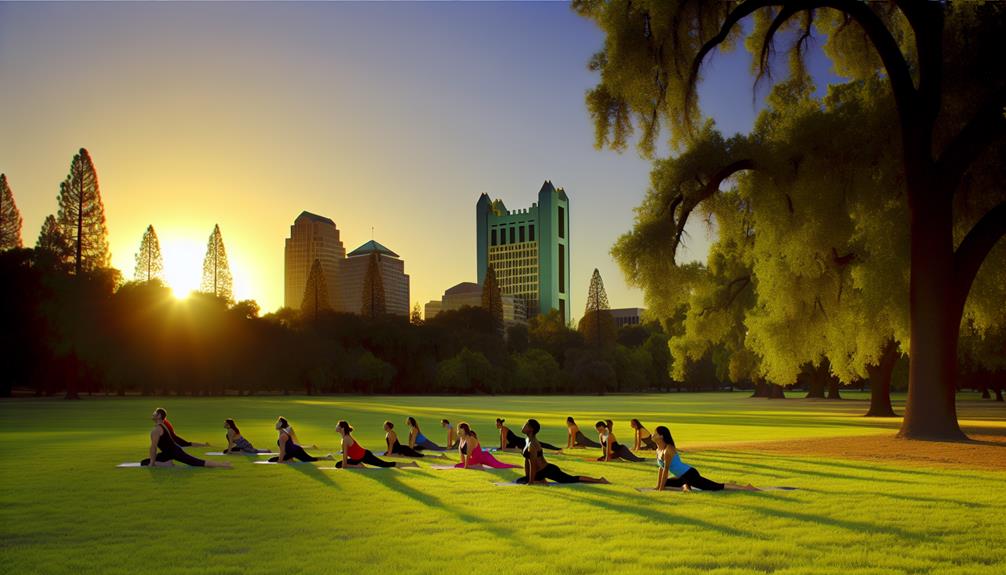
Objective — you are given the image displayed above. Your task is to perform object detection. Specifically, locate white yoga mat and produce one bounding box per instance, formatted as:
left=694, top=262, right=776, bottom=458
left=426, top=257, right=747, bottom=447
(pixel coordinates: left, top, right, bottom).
left=252, top=460, right=313, bottom=465
left=204, top=452, right=278, bottom=456
left=116, top=462, right=144, bottom=468
left=429, top=464, right=474, bottom=470
left=634, top=486, right=797, bottom=492
left=493, top=480, right=573, bottom=487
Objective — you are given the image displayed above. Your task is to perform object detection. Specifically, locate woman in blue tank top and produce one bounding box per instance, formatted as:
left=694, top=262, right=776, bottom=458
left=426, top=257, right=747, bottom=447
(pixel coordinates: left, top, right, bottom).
left=653, top=426, right=759, bottom=492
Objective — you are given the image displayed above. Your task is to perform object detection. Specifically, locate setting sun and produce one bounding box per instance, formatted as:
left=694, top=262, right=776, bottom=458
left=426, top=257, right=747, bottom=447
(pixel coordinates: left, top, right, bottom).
left=157, top=234, right=204, bottom=298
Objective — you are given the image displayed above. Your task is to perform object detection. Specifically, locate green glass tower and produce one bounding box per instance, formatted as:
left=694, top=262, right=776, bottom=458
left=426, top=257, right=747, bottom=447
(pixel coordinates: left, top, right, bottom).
left=476, top=180, right=570, bottom=324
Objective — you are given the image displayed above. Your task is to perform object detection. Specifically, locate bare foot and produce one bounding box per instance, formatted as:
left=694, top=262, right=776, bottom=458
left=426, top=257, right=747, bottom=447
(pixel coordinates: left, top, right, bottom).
left=599, top=477, right=610, bottom=484
left=682, top=484, right=691, bottom=492
left=323, top=454, right=335, bottom=460
left=400, top=461, right=419, bottom=468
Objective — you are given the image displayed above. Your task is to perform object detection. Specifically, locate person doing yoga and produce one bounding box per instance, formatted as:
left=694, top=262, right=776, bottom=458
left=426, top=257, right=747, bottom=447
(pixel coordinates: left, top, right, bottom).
left=566, top=416, right=602, bottom=448
left=595, top=421, right=645, bottom=462
left=268, top=417, right=334, bottom=463
left=223, top=418, right=270, bottom=454
left=156, top=408, right=209, bottom=447
left=630, top=419, right=658, bottom=451
left=141, top=408, right=230, bottom=468
left=407, top=417, right=446, bottom=451
left=442, top=419, right=458, bottom=449
left=653, top=426, right=758, bottom=492
left=455, top=423, right=517, bottom=469
left=497, top=418, right=561, bottom=451
left=336, top=421, right=417, bottom=469
left=383, top=421, right=424, bottom=457
left=515, top=419, right=608, bottom=485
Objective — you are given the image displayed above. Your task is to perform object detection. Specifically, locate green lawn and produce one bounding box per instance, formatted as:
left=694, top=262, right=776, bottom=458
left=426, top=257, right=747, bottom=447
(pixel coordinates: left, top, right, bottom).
left=1, top=393, right=1004, bottom=575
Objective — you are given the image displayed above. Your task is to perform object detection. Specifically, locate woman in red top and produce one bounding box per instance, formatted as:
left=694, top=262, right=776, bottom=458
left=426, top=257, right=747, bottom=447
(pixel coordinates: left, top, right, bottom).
left=156, top=408, right=209, bottom=447
left=335, top=421, right=417, bottom=469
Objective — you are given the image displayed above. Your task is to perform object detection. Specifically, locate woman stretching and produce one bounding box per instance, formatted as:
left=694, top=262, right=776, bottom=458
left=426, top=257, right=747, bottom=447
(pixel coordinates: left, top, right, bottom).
left=595, top=421, right=645, bottom=462
left=455, top=423, right=517, bottom=469
left=653, top=426, right=758, bottom=492
left=566, top=417, right=602, bottom=448
left=630, top=419, right=658, bottom=451
left=268, top=417, right=334, bottom=463
left=516, top=420, right=608, bottom=485
left=336, top=421, right=417, bottom=469
left=141, top=409, right=230, bottom=468
left=156, top=408, right=209, bottom=447
left=498, top=418, right=561, bottom=451
left=384, top=421, right=424, bottom=457
left=407, top=417, right=446, bottom=451
left=223, top=418, right=270, bottom=454
left=441, top=419, right=459, bottom=449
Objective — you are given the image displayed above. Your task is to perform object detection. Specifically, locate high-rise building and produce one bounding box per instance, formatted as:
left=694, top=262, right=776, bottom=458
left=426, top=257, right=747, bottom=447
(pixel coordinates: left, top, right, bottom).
left=424, top=282, right=527, bottom=327
left=336, top=240, right=410, bottom=317
left=476, top=180, right=570, bottom=324
left=284, top=211, right=345, bottom=310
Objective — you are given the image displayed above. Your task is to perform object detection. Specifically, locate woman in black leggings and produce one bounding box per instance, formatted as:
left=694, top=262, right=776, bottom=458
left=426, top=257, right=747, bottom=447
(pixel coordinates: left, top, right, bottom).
left=595, top=421, right=645, bottom=462
left=516, top=419, right=608, bottom=485
left=141, top=408, right=230, bottom=468
left=653, top=426, right=758, bottom=492
left=268, top=417, right=335, bottom=463
left=383, top=421, right=424, bottom=457
left=630, top=419, right=658, bottom=450
left=566, top=417, right=602, bottom=448
left=335, top=421, right=418, bottom=469
left=497, top=418, right=561, bottom=451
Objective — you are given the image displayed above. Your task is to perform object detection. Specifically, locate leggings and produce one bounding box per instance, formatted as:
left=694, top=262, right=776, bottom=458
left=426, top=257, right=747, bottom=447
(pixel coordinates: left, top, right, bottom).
left=574, top=431, right=602, bottom=448
left=666, top=467, right=724, bottom=491
left=640, top=436, right=657, bottom=450
left=540, top=441, right=561, bottom=451
left=268, top=444, right=317, bottom=463
left=392, top=443, right=424, bottom=457
left=598, top=443, right=645, bottom=462
left=172, top=436, right=193, bottom=448
left=416, top=438, right=446, bottom=451
left=515, top=463, right=581, bottom=484
left=336, top=450, right=396, bottom=468
left=141, top=450, right=206, bottom=467
left=505, top=430, right=523, bottom=449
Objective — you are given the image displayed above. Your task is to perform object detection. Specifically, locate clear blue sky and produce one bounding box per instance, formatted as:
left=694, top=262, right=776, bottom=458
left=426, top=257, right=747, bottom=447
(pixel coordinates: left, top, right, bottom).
left=0, top=1, right=842, bottom=316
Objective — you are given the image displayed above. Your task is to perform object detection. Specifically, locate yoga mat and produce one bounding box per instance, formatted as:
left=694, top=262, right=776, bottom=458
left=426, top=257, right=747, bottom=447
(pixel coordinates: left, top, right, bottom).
left=634, top=486, right=798, bottom=492
left=252, top=460, right=314, bottom=465
left=204, top=452, right=278, bottom=456
left=316, top=466, right=385, bottom=471
left=116, top=462, right=144, bottom=468
left=492, top=480, right=572, bottom=487
left=429, top=464, right=486, bottom=470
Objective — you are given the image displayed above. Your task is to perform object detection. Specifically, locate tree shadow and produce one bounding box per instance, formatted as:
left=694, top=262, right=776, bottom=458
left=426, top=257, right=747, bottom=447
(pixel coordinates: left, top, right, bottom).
left=718, top=499, right=923, bottom=539
left=690, top=452, right=919, bottom=484
left=286, top=462, right=341, bottom=490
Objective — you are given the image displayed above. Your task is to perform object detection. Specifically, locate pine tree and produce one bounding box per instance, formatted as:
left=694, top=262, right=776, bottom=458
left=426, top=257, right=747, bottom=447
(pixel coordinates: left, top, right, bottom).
left=300, top=259, right=330, bottom=321
left=410, top=302, right=424, bottom=325
left=200, top=224, right=233, bottom=303
left=481, top=265, right=503, bottom=333
left=360, top=251, right=386, bottom=317
left=0, top=174, right=23, bottom=251
left=36, top=214, right=71, bottom=266
left=56, top=148, right=110, bottom=274
left=578, top=268, right=615, bottom=350
left=133, top=225, right=164, bottom=283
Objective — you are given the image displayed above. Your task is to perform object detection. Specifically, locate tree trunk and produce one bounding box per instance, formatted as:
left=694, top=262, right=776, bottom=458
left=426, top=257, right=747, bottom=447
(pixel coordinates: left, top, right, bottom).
left=996, top=387, right=1004, bottom=402
left=805, top=368, right=825, bottom=398
left=750, top=380, right=768, bottom=398
left=898, top=174, right=966, bottom=440
left=865, top=340, right=899, bottom=417
left=981, top=387, right=991, bottom=399
left=768, top=384, right=786, bottom=399
left=826, top=377, right=842, bottom=400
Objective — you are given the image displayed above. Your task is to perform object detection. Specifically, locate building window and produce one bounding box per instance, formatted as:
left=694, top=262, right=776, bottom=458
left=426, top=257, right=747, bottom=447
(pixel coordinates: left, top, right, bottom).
left=500, top=228, right=506, bottom=245
left=509, top=227, right=515, bottom=244
left=558, top=206, right=565, bottom=238
left=519, top=226, right=525, bottom=243
left=491, top=229, right=497, bottom=246
left=529, top=224, right=535, bottom=242
left=558, top=244, right=565, bottom=293
left=559, top=299, right=565, bottom=321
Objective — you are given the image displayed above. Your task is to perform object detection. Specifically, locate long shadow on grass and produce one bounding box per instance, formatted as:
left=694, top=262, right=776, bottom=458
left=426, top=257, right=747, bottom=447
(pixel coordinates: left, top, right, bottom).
left=350, top=469, right=543, bottom=552
left=286, top=462, right=341, bottom=490
left=717, top=498, right=923, bottom=539
left=544, top=487, right=761, bottom=539
left=690, top=452, right=918, bottom=484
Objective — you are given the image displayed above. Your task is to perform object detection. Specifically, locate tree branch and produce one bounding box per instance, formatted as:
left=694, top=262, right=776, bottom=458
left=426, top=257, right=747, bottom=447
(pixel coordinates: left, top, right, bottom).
left=953, top=200, right=1006, bottom=314
left=670, top=159, right=756, bottom=261
left=937, top=88, right=1006, bottom=198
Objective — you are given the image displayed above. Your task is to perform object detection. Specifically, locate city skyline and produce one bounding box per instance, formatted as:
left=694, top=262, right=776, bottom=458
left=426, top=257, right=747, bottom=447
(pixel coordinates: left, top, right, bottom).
left=0, top=2, right=841, bottom=317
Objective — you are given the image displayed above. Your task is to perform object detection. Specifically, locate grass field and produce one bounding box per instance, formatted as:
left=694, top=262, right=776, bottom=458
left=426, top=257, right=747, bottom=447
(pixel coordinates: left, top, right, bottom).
left=1, top=392, right=1004, bottom=575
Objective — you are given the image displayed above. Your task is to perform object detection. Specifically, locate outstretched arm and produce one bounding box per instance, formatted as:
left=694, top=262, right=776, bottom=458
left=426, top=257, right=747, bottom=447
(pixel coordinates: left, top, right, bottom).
left=148, top=428, right=159, bottom=465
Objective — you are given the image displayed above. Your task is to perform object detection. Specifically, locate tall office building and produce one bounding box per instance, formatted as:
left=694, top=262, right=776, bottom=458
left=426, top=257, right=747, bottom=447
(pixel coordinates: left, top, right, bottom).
left=476, top=180, right=570, bottom=324
left=284, top=211, right=345, bottom=310
left=336, top=240, right=410, bottom=317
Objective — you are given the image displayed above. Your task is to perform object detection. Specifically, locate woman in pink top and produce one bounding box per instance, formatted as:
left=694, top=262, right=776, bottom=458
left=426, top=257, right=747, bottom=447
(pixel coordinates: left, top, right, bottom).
left=454, top=422, right=517, bottom=469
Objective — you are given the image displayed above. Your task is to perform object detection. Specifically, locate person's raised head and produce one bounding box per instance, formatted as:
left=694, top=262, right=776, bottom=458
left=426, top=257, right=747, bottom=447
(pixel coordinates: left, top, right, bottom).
left=630, top=418, right=642, bottom=430
left=566, top=416, right=575, bottom=425
left=653, top=426, right=675, bottom=447
left=595, top=421, right=608, bottom=432
left=336, top=420, right=354, bottom=436
left=276, top=417, right=289, bottom=430
left=523, top=419, right=541, bottom=436
left=384, top=421, right=394, bottom=430
left=441, top=419, right=450, bottom=426
left=496, top=418, right=505, bottom=428
left=153, top=408, right=167, bottom=421
left=225, top=418, right=240, bottom=434
left=406, top=417, right=419, bottom=429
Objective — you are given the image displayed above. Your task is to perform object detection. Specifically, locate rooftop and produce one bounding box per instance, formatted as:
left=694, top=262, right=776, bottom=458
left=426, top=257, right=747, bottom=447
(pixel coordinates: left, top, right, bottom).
left=295, top=211, right=336, bottom=226
left=347, top=240, right=400, bottom=258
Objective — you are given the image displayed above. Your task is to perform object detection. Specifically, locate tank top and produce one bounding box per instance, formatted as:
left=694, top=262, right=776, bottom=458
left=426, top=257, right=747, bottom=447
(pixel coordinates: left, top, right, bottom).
left=658, top=450, right=692, bottom=476
left=346, top=438, right=366, bottom=460
left=157, top=423, right=178, bottom=452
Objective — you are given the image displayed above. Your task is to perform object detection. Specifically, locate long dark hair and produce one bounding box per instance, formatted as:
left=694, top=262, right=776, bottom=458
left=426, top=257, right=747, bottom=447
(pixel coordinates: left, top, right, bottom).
left=595, top=420, right=608, bottom=431
left=407, top=417, right=419, bottom=431
left=606, top=419, right=613, bottom=430
left=566, top=416, right=575, bottom=425
left=441, top=419, right=450, bottom=425
left=277, top=417, right=289, bottom=429
left=384, top=420, right=394, bottom=429
left=336, top=420, right=353, bottom=435
left=630, top=418, right=642, bottom=430
left=225, top=418, right=240, bottom=434
left=458, top=422, right=477, bottom=439
left=654, top=426, right=676, bottom=447
left=155, top=407, right=167, bottom=420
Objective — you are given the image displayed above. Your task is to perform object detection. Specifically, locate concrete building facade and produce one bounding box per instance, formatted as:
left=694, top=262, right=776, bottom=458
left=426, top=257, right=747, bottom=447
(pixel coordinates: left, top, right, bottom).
left=476, top=181, right=570, bottom=324
left=336, top=240, right=410, bottom=317
left=424, top=282, right=527, bottom=327
left=284, top=211, right=345, bottom=310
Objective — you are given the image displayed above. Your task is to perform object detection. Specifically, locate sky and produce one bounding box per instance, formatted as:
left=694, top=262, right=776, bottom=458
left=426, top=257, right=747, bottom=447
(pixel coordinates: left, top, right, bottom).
left=0, top=1, right=841, bottom=318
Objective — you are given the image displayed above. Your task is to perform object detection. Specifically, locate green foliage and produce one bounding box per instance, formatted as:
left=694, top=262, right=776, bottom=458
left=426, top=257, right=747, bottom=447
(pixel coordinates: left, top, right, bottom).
left=0, top=173, right=23, bottom=251
left=199, top=224, right=233, bottom=303
left=510, top=348, right=561, bottom=394
left=35, top=214, right=72, bottom=269
left=436, top=348, right=499, bottom=394
left=133, top=224, right=164, bottom=283
left=56, top=148, right=110, bottom=274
